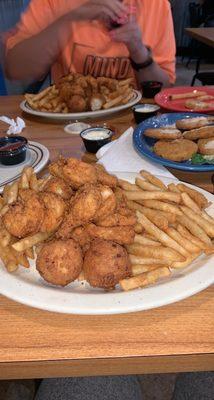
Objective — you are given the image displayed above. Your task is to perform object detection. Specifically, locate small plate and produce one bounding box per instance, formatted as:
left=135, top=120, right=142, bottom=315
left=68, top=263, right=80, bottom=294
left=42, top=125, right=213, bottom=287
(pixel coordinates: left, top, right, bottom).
left=20, top=90, right=142, bottom=120
left=0, top=141, right=49, bottom=192
left=155, top=86, right=214, bottom=113
left=133, top=112, right=214, bottom=172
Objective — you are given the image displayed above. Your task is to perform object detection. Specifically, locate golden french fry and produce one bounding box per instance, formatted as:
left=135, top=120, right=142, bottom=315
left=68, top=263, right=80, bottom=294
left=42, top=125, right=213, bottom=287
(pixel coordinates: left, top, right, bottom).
left=0, top=243, right=18, bottom=271
left=177, top=224, right=208, bottom=250
left=140, top=170, right=167, bottom=190
left=134, top=223, right=144, bottom=234
left=118, top=78, right=133, bottom=87
left=134, top=234, right=161, bottom=247
left=129, top=254, right=172, bottom=266
left=37, top=176, right=52, bottom=191
left=137, top=211, right=189, bottom=257
left=0, top=205, right=9, bottom=216
left=131, top=264, right=164, bottom=275
left=118, top=179, right=141, bottom=191
left=25, top=247, right=35, bottom=260
left=201, top=210, right=214, bottom=225
left=12, top=249, right=30, bottom=268
left=181, top=205, right=214, bottom=238
left=32, top=86, right=52, bottom=102
left=103, top=95, right=123, bottom=109
left=12, top=232, right=51, bottom=252
left=181, top=192, right=201, bottom=213
left=29, top=173, right=39, bottom=191
left=121, top=90, right=133, bottom=105
left=176, top=183, right=208, bottom=209
left=77, top=271, right=85, bottom=281
left=0, top=196, right=4, bottom=210
left=0, top=228, right=11, bottom=247
left=7, top=181, right=19, bottom=204
left=138, top=199, right=182, bottom=216
left=177, top=214, right=212, bottom=245
left=128, top=201, right=168, bottom=231
left=6, top=261, right=18, bottom=273
left=120, top=267, right=170, bottom=291
left=136, top=177, right=162, bottom=192
left=3, top=185, right=10, bottom=204
left=172, top=252, right=202, bottom=269
left=19, top=166, right=33, bottom=189
left=125, top=190, right=181, bottom=203
left=167, top=183, right=180, bottom=193
left=127, top=243, right=185, bottom=262
left=166, top=227, right=201, bottom=254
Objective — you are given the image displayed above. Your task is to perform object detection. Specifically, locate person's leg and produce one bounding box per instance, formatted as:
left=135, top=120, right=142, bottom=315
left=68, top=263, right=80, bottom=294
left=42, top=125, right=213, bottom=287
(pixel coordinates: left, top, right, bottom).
left=35, top=376, right=142, bottom=400
left=172, top=372, right=214, bottom=400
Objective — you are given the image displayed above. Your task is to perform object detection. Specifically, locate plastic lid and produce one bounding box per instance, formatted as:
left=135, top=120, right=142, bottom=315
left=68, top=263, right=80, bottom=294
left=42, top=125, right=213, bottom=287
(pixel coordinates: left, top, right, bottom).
left=64, top=122, right=91, bottom=135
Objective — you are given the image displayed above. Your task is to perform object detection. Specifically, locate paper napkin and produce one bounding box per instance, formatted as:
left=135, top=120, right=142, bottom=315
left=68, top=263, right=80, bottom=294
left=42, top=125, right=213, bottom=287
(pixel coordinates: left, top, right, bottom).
left=0, top=116, right=26, bottom=135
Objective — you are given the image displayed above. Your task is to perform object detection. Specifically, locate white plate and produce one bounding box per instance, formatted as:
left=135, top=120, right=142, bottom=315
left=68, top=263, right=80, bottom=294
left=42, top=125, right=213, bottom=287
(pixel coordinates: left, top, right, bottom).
left=0, top=141, right=49, bottom=193
left=20, top=90, right=142, bottom=120
left=0, top=172, right=213, bottom=315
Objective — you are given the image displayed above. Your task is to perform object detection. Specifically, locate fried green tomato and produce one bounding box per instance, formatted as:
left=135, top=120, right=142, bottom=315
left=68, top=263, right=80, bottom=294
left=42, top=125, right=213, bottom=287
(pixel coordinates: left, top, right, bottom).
left=36, top=239, right=83, bottom=286
left=154, top=139, right=198, bottom=162
left=83, top=239, right=131, bottom=289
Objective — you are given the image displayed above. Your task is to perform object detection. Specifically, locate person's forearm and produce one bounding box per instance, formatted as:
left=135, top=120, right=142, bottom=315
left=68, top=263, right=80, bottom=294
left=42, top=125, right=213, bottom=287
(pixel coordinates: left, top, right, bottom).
left=129, top=43, right=170, bottom=87
left=5, top=14, right=73, bottom=81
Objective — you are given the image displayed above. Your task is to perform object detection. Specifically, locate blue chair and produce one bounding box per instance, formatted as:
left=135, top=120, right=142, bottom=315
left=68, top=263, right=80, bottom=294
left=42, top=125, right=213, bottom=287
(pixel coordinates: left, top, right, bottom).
left=0, top=65, right=7, bottom=95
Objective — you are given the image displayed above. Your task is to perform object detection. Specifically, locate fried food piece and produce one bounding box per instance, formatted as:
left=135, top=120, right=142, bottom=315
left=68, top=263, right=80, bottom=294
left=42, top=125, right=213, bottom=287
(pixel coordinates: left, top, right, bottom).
left=39, top=192, right=66, bottom=233
left=71, top=226, right=92, bottom=250
left=2, top=189, right=44, bottom=238
left=154, top=139, right=198, bottom=162
left=58, top=82, right=72, bottom=102
left=43, top=177, right=73, bottom=200
left=36, top=239, right=83, bottom=286
left=144, top=128, right=182, bottom=140
left=56, top=210, right=75, bottom=239
left=49, top=157, right=66, bottom=180
left=176, top=116, right=214, bottom=131
left=72, top=185, right=102, bottom=224
left=83, top=239, right=131, bottom=289
left=86, top=223, right=135, bottom=245
left=183, top=126, right=214, bottom=140
left=67, top=95, right=87, bottom=112
left=95, top=165, right=118, bottom=188
left=95, top=186, right=117, bottom=220
left=96, top=212, right=137, bottom=227
left=90, top=94, right=105, bottom=111
left=198, top=138, right=214, bottom=155
left=63, top=158, right=97, bottom=189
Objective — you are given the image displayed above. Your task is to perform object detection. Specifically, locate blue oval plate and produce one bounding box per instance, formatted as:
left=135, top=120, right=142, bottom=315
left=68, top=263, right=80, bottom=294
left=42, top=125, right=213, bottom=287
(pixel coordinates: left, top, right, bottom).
left=133, top=112, right=214, bottom=172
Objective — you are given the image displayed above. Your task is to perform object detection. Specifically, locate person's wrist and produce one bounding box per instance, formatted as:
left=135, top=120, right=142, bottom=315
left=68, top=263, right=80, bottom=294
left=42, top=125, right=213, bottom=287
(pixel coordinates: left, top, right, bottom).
left=128, top=42, right=149, bottom=63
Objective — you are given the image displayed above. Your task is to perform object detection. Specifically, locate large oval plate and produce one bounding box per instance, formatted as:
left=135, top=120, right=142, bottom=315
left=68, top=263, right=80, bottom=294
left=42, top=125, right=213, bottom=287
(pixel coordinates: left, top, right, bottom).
left=133, top=112, right=214, bottom=172
left=0, top=172, right=213, bottom=315
left=20, top=90, right=142, bottom=120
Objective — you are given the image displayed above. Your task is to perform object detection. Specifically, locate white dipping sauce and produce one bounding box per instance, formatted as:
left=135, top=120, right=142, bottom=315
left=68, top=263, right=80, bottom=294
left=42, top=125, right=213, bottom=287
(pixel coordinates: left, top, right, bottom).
left=134, top=104, right=159, bottom=113
left=82, top=128, right=111, bottom=141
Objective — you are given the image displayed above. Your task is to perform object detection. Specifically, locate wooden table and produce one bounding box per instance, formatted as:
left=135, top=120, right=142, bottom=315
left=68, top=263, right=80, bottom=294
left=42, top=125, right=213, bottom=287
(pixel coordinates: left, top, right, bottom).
left=185, top=27, right=214, bottom=48
left=0, top=95, right=213, bottom=380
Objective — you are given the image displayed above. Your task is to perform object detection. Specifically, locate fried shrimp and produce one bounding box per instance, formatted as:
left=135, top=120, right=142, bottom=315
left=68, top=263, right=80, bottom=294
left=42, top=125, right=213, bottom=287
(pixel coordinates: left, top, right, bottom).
left=84, top=239, right=131, bottom=289
left=43, top=177, right=73, bottom=200
left=2, top=189, right=44, bottom=238
left=62, top=158, right=97, bottom=189
left=95, top=165, right=118, bottom=188
left=39, top=192, right=66, bottom=233
left=36, top=239, right=83, bottom=286
left=95, top=186, right=117, bottom=220
left=86, top=224, right=135, bottom=245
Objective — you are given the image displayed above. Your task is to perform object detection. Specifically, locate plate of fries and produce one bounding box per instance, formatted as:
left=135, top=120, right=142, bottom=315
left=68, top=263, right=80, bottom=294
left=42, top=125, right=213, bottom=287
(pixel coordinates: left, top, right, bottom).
left=21, top=73, right=142, bottom=120
left=0, top=163, right=214, bottom=315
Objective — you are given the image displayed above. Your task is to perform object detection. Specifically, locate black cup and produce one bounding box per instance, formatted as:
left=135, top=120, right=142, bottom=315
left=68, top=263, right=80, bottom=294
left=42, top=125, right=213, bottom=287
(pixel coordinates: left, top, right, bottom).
left=0, top=136, right=28, bottom=165
left=80, top=127, right=113, bottom=153
left=132, top=104, right=160, bottom=124
left=141, top=81, right=163, bottom=98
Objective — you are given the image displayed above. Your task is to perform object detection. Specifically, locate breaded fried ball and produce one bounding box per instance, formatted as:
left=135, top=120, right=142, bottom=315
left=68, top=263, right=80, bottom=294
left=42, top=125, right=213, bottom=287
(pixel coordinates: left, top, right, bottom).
left=154, top=139, right=198, bottom=162
left=83, top=239, right=131, bottom=289
left=36, top=239, right=83, bottom=286
left=68, top=95, right=87, bottom=112
left=43, top=177, right=73, bottom=200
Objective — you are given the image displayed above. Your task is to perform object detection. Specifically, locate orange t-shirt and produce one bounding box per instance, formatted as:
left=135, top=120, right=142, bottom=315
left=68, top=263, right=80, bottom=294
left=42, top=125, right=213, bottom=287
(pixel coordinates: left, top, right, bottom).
left=6, top=0, right=176, bottom=83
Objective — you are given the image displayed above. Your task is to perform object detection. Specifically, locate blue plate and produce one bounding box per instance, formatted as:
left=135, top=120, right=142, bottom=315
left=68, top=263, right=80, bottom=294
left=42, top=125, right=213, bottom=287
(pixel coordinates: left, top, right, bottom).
left=133, top=113, right=214, bottom=172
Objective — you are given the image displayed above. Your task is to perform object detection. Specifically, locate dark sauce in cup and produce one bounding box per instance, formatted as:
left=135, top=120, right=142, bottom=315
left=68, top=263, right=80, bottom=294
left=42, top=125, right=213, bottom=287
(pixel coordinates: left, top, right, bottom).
left=0, top=136, right=28, bottom=165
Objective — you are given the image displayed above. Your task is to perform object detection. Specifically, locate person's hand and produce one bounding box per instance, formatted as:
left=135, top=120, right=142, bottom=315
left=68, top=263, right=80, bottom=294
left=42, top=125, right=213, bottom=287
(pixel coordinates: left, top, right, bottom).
left=109, top=18, right=149, bottom=62
left=71, top=0, right=128, bottom=23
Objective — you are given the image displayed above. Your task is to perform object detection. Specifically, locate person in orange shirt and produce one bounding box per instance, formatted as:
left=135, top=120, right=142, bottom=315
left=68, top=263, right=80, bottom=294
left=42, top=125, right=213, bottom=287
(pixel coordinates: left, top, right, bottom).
left=5, top=0, right=176, bottom=87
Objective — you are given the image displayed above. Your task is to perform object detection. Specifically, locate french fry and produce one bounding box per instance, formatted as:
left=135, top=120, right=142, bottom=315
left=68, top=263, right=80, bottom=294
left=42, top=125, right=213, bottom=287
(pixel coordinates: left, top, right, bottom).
left=7, top=181, right=19, bottom=204
left=25, top=247, right=35, bottom=260
left=127, top=243, right=185, bottom=262
left=172, top=252, right=202, bottom=269
left=180, top=205, right=214, bottom=237
left=118, top=78, right=133, bottom=87
left=128, top=201, right=168, bottom=230
left=19, top=167, right=33, bottom=189
left=137, top=211, right=189, bottom=257
left=201, top=210, right=214, bottom=225
left=136, top=177, right=162, bottom=192
left=12, top=232, right=51, bottom=252
left=0, top=227, right=11, bottom=247
left=120, top=267, right=170, bottom=291
left=169, top=90, right=206, bottom=101
left=0, top=243, right=18, bottom=272
left=177, top=224, right=208, bottom=250
left=134, top=223, right=144, bottom=234
left=3, top=185, right=10, bottom=204
left=6, top=261, right=18, bottom=273
left=165, top=227, right=201, bottom=254
left=77, top=271, right=85, bottom=281
left=125, top=190, right=181, bottom=203
left=131, top=264, right=164, bottom=275
left=11, top=248, right=30, bottom=268
left=138, top=200, right=182, bottom=216
left=168, top=183, right=180, bottom=193
left=103, top=95, right=123, bottom=109
left=118, top=179, right=141, bottom=191
left=121, top=90, right=133, bottom=105
left=181, top=192, right=201, bottom=213
left=140, top=170, right=167, bottom=190
left=29, top=173, right=39, bottom=191
left=0, top=205, right=9, bottom=216
left=177, top=214, right=212, bottom=245
left=134, top=234, right=161, bottom=247
left=0, top=197, right=4, bottom=210
left=129, top=255, right=170, bottom=266
left=32, top=86, right=52, bottom=102
left=176, top=183, right=208, bottom=209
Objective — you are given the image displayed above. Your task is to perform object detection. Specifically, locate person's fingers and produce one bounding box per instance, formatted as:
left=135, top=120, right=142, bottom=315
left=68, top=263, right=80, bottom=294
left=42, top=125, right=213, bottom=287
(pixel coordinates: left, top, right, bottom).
left=101, top=0, right=128, bottom=18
